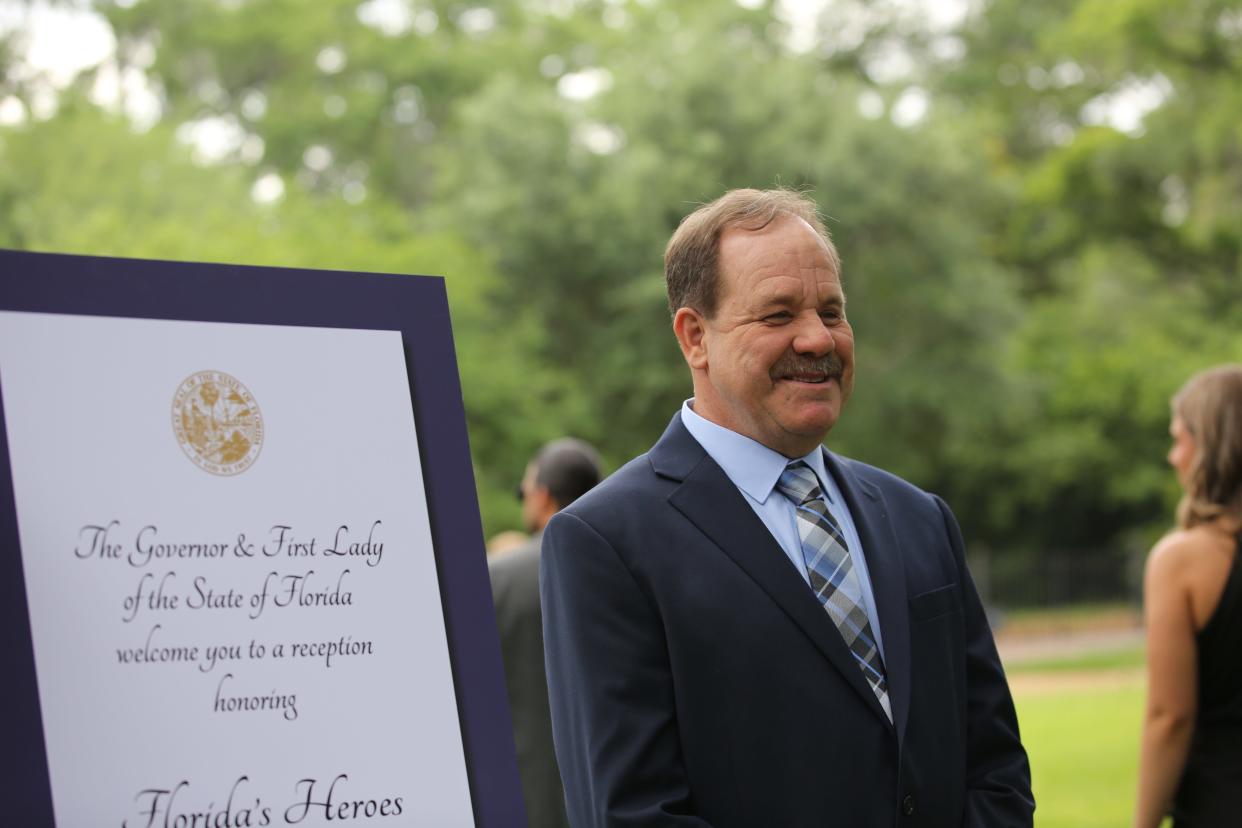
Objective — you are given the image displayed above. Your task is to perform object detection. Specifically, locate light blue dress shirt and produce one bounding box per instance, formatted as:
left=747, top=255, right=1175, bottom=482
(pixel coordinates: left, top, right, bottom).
left=680, top=400, right=886, bottom=660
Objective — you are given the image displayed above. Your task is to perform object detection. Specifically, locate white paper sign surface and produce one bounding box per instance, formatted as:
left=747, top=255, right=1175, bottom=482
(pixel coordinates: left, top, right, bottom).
left=0, top=311, right=475, bottom=827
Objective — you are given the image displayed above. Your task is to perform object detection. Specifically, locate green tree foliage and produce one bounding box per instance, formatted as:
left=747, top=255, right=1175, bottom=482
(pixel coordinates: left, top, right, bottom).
left=2, top=0, right=1239, bottom=586
left=939, top=0, right=1242, bottom=555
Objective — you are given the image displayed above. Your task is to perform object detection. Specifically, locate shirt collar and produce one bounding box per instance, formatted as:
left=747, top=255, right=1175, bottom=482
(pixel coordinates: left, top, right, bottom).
left=680, top=399, right=833, bottom=505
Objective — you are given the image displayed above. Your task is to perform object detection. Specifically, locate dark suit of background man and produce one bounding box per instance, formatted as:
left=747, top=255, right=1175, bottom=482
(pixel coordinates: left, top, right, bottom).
left=541, top=189, right=1034, bottom=827
left=491, top=438, right=603, bottom=828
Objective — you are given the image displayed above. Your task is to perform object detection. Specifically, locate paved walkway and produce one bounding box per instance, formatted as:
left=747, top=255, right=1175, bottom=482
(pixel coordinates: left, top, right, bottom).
left=996, top=624, right=1146, bottom=695
left=996, top=626, right=1145, bottom=666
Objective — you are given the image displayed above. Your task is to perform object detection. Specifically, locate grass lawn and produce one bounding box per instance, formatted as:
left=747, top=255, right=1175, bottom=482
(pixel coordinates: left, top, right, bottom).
left=1015, top=681, right=1143, bottom=827
left=1008, top=645, right=1149, bottom=828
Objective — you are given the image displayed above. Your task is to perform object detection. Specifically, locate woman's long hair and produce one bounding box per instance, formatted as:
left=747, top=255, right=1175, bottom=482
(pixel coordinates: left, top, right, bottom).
left=1173, top=364, right=1242, bottom=530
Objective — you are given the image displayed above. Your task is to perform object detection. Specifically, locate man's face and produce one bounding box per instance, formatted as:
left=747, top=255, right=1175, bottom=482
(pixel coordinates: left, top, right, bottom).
left=519, top=463, right=540, bottom=532
left=688, top=214, right=854, bottom=458
left=520, top=462, right=554, bottom=533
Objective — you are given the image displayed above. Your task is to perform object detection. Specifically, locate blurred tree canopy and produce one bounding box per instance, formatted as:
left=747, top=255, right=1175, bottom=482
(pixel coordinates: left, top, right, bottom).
left=2, top=0, right=1240, bottom=588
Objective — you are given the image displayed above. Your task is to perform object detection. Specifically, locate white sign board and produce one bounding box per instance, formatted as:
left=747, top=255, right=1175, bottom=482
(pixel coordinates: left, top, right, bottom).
left=0, top=311, right=477, bottom=827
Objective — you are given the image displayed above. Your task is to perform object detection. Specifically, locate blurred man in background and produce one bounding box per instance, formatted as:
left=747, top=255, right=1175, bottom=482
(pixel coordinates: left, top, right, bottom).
left=490, top=437, right=603, bottom=828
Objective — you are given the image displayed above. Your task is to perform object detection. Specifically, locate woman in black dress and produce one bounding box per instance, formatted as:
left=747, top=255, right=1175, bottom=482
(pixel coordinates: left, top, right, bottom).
left=1136, top=365, right=1242, bottom=827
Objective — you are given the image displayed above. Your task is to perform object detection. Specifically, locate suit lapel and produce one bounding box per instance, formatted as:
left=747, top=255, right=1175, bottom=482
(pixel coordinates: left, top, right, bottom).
left=823, top=450, right=912, bottom=748
left=651, top=416, right=893, bottom=729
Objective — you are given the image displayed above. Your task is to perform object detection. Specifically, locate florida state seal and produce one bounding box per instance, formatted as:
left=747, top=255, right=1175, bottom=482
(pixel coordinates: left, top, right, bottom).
left=172, top=371, right=263, bottom=475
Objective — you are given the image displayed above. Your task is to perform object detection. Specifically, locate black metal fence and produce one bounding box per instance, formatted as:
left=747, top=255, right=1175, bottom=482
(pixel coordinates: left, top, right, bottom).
left=968, top=546, right=1145, bottom=611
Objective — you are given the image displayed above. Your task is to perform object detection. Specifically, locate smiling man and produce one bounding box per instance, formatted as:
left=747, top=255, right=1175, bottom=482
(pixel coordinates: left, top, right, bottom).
left=541, top=189, right=1033, bottom=827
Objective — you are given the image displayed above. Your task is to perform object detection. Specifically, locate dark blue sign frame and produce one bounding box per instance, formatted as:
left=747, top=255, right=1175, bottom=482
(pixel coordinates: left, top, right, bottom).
left=0, top=249, right=525, bottom=827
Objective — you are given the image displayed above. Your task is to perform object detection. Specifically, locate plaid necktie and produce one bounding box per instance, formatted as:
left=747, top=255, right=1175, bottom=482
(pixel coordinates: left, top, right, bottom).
left=776, top=461, right=891, bottom=721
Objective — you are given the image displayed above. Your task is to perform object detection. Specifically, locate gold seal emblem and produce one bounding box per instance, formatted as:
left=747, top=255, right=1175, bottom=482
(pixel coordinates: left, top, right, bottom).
left=172, top=371, right=263, bottom=475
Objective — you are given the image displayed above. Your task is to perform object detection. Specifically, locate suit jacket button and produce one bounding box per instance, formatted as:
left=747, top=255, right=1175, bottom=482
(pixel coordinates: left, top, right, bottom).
left=902, top=794, right=915, bottom=816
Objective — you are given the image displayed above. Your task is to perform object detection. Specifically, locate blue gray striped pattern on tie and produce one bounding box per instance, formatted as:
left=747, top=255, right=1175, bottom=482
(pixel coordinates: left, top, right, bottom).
left=776, top=461, right=891, bottom=722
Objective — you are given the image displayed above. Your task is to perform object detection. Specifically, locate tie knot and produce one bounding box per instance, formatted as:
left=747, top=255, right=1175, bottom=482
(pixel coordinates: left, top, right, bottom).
left=776, top=461, right=822, bottom=506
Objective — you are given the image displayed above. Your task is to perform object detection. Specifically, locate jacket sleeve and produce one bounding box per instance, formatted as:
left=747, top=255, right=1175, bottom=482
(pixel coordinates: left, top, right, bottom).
left=540, top=510, right=715, bottom=828
left=934, top=496, right=1036, bottom=827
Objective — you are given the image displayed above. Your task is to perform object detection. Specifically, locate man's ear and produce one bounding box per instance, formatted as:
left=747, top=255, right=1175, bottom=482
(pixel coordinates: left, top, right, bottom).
left=673, top=307, right=709, bottom=370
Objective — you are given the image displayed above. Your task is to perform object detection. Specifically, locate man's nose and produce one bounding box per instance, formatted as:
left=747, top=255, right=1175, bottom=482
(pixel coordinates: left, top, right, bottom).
left=792, top=313, right=834, bottom=355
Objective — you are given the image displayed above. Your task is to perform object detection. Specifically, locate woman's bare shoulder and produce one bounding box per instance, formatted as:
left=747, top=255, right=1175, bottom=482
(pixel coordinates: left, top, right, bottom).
left=1148, top=526, right=1237, bottom=624
left=1147, top=527, right=1231, bottom=584
left=1151, top=526, right=1232, bottom=559
left=1151, top=529, right=1203, bottom=567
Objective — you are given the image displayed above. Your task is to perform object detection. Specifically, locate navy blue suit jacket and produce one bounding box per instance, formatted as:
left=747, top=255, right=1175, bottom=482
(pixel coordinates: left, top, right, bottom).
left=541, top=414, right=1033, bottom=827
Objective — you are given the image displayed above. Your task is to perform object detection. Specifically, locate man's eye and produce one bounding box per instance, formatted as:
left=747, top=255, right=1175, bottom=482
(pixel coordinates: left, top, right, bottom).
left=821, top=310, right=843, bottom=322
left=764, top=312, right=792, bottom=322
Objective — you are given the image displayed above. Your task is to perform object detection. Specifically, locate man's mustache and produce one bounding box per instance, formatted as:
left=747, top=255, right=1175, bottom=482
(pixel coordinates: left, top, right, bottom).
left=769, top=352, right=845, bottom=381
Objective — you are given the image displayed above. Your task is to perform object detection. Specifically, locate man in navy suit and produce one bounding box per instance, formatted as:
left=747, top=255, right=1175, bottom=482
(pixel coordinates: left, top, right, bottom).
left=541, top=189, right=1033, bottom=827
